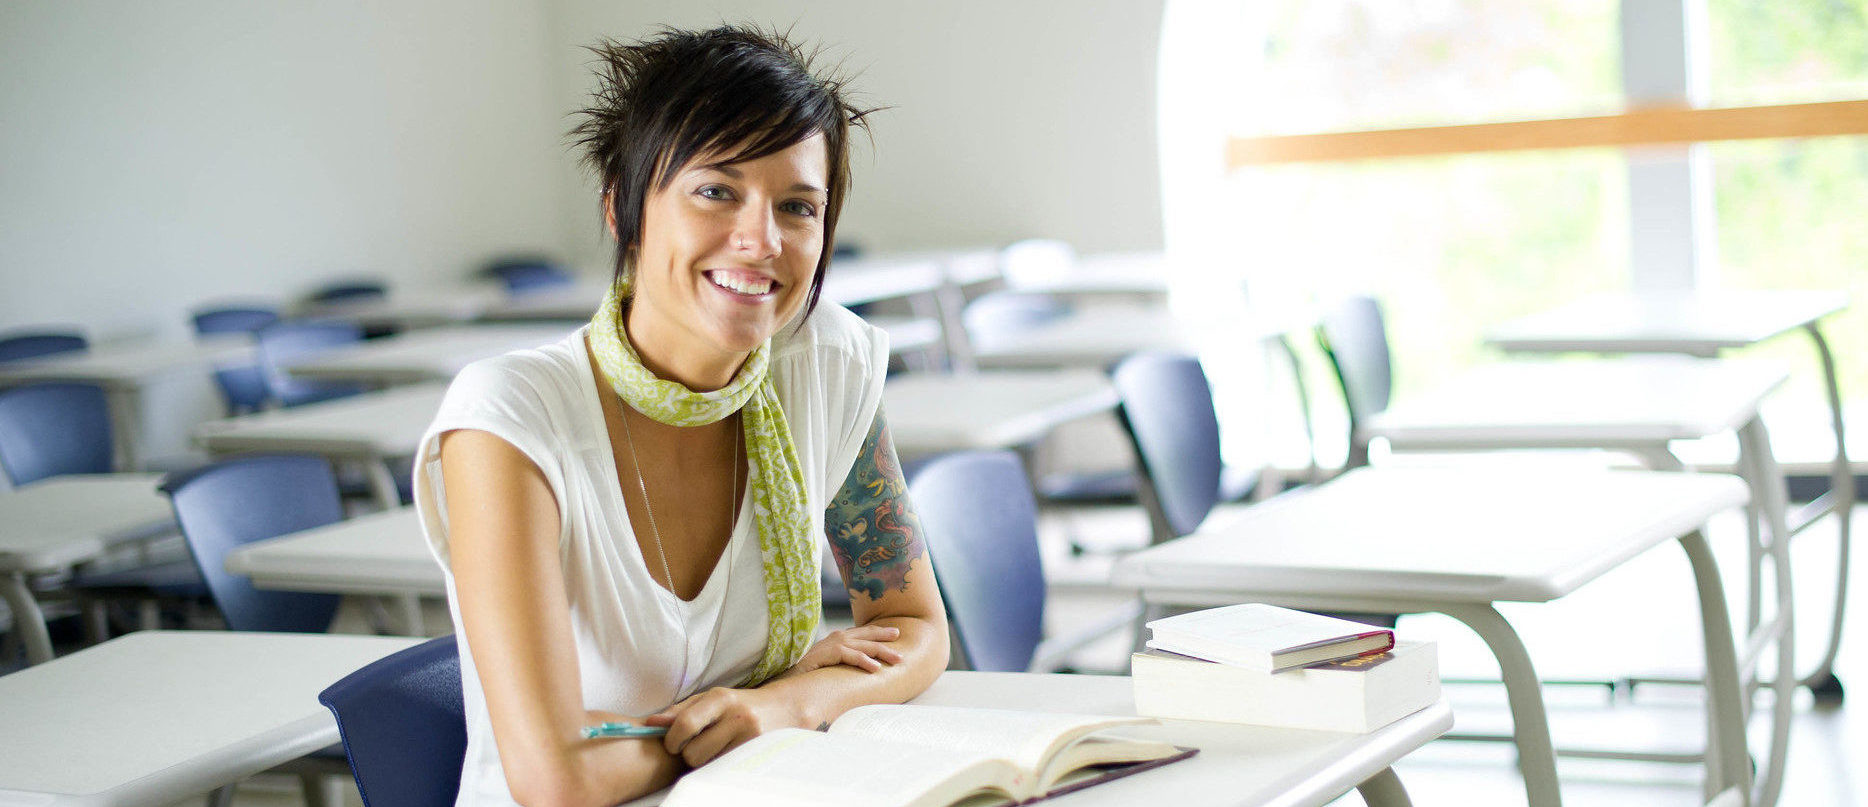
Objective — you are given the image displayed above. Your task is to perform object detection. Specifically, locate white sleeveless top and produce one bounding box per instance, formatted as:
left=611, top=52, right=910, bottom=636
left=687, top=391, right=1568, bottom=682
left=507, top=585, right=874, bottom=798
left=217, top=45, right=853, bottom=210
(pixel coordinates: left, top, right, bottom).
left=412, top=304, right=888, bottom=806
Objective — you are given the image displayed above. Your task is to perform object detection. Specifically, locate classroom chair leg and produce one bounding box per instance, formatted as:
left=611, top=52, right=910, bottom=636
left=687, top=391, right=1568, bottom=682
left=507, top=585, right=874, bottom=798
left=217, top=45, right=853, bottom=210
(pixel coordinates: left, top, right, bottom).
left=1355, top=767, right=1414, bottom=807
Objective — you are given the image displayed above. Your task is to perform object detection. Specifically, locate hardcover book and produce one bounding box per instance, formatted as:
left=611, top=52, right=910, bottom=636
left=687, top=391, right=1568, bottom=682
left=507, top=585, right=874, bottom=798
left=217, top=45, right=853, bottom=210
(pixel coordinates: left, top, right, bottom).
left=660, top=704, right=1194, bottom=807
left=1144, top=603, right=1395, bottom=673
left=1132, top=640, right=1440, bottom=733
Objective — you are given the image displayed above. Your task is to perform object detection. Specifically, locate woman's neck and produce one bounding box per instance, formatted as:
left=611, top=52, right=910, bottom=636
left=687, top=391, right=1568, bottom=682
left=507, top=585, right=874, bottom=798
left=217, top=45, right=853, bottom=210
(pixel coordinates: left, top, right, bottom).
left=620, top=299, right=746, bottom=391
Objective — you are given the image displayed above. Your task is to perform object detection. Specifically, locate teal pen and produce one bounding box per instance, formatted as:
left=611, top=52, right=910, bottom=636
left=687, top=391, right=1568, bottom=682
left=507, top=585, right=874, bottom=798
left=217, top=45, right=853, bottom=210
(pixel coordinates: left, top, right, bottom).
left=582, top=722, right=669, bottom=739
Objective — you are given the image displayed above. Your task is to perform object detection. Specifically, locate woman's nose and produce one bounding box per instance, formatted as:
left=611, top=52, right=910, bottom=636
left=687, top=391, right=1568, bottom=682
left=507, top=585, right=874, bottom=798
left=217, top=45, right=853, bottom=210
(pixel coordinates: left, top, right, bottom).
left=731, top=206, right=782, bottom=258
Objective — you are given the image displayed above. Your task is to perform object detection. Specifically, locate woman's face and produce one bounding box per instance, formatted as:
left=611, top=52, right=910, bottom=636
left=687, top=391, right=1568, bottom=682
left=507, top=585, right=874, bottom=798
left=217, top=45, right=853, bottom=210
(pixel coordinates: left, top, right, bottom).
left=627, top=133, right=829, bottom=370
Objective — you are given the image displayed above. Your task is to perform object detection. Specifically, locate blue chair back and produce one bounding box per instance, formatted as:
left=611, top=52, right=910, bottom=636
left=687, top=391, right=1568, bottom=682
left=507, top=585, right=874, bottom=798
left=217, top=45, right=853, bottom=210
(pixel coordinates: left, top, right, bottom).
left=0, top=331, right=87, bottom=363
left=159, top=455, right=342, bottom=633
left=0, top=382, right=113, bottom=485
left=191, top=306, right=280, bottom=336
left=307, top=281, right=388, bottom=305
left=319, top=635, right=466, bottom=807
left=482, top=256, right=573, bottom=294
left=910, top=450, right=1045, bottom=672
left=1317, top=296, right=1393, bottom=469
left=1113, top=352, right=1223, bottom=544
left=257, top=320, right=367, bottom=407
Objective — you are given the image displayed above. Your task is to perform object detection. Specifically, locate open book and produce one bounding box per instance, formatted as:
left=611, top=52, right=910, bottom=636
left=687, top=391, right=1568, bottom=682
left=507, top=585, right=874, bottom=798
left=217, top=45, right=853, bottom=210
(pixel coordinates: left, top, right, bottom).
left=660, top=704, right=1194, bottom=807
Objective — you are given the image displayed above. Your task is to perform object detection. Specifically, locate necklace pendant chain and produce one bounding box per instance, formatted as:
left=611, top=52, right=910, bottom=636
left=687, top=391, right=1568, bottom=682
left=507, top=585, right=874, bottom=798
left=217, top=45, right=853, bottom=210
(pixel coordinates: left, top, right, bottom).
left=618, top=406, right=741, bottom=595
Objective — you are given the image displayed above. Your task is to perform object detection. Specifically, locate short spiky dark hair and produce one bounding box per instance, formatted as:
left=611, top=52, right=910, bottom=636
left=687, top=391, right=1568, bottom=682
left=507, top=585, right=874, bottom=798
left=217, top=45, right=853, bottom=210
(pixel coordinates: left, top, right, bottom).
left=570, top=25, right=873, bottom=321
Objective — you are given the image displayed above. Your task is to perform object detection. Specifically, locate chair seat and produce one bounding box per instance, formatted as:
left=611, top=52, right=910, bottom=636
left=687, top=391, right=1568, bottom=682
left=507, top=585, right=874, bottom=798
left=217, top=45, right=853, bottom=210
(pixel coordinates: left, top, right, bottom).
left=70, top=559, right=209, bottom=598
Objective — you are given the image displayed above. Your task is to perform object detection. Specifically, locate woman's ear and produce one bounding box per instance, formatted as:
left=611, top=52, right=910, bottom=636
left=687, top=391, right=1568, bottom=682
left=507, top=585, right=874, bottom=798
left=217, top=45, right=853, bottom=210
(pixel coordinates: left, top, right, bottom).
left=602, top=190, right=619, bottom=240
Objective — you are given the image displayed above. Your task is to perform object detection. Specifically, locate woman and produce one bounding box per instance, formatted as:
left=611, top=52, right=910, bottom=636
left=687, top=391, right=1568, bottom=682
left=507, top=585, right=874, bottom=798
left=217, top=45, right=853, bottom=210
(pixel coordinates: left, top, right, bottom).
left=413, top=26, right=949, bottom=806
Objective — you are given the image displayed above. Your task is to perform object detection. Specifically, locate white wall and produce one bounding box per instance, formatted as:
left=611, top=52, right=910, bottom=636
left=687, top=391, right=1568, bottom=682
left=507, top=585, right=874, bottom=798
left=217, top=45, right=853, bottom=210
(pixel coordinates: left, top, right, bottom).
left=543, top=1, right=1167, bottom=267
left=0, top=0, right=568, bottom=340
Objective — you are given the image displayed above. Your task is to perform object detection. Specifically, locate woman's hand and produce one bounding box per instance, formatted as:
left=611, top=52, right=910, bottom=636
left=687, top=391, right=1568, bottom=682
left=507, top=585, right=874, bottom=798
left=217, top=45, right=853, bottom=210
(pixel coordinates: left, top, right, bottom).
left=643, top=686, right=806, bottom=767
left=775, top=625, right=904, bottom=679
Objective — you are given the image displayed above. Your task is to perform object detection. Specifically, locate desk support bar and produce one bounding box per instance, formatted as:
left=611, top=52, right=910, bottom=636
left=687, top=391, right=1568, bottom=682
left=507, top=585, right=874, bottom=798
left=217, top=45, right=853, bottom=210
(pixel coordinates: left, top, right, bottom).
left=1799, top=322, right=1853, bottom=694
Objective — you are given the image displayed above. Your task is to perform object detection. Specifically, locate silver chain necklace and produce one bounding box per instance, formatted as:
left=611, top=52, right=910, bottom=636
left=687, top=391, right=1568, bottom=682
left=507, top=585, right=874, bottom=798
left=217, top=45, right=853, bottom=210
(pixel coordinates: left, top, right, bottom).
left=617, top=405, right=740, bottom=595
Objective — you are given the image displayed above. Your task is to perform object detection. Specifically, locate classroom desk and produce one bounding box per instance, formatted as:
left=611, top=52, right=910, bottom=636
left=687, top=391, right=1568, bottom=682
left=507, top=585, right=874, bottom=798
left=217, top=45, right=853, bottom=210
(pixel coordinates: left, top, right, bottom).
left=293, top=283, right=509, bottom=331
left=970, top=305, right=1194, bottom=371
left=226, top=506, right=441, bottom=598
left=1112, top=467, right=1777, bottom=807
left=0, top=336, right=252, bottom=470
left=619, top=672, right=1452, bottom=807
left=1486, top=289, right=1853, bottom=696
left=0, top=630, right=423, bottom=807
left=881, top=370, right=1119, bottom=457
left=1005, top=251, right=1171, bottom=301
left=193, top=384, right=447, bottom=508
left=0, top=474, right=176, bottom=666
left=281, top=324, right=574, bottom=386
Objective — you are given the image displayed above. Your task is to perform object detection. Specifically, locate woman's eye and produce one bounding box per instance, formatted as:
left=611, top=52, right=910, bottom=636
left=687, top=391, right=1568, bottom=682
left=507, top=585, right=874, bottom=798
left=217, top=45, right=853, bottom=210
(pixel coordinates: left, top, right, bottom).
left=697, top=185, right=733, bottom=201
left=782, top=200, right=818, bottom=218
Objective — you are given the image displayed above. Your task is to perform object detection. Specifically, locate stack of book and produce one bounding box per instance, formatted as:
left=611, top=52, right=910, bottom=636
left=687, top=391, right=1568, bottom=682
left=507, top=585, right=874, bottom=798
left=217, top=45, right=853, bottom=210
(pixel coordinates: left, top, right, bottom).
left=1132, top=603, right=1441, bottom=733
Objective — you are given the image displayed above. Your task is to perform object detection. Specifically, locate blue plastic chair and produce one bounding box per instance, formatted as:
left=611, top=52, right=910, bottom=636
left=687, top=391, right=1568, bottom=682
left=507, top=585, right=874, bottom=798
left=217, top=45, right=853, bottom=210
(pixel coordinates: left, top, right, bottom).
left=191, top=306, right=281, bottom=336
left=0, top=331, right=87, bottom=363
left=191, top=305, right=282, bottom=415
left=910, top=450, right=1046, bottom=673
left=307, top=281, right=388, bottom=305
left=319, top=635, right=466, bottom=807
left=159, top=454, right=343, bottom=633
left=1316, top=296, right=1394, bottom=471
left=1111, top=352, right=1228, bottom=545
left=0, top=382, right=114, bottom=485
left=482, top=256, right=573, bottom=294
left=257, top=320, right=367, bottom=407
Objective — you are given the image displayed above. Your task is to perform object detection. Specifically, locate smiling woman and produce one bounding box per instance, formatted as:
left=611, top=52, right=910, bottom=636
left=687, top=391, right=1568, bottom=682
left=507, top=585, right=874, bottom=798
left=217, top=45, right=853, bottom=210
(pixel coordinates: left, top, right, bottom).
left=411, top=26, right=949, bottom=807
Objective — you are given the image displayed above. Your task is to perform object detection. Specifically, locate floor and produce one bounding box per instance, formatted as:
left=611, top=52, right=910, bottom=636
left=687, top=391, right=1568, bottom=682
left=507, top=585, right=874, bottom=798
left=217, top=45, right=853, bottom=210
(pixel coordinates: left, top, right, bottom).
left=171, top=496, right=1866, bottom=806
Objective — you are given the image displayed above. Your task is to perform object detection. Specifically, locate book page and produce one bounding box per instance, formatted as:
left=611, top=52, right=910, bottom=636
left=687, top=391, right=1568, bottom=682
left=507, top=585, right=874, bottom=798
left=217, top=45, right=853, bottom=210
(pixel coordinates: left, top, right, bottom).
left=662, top=728, right=1016, bottom=807
left=830, top=705, right=1150, bottom=774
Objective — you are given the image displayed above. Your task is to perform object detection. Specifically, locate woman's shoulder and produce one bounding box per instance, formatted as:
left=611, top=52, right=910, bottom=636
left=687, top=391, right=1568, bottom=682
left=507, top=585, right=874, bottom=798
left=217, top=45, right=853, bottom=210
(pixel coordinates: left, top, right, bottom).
left=438, top=328, right=589, bottom=423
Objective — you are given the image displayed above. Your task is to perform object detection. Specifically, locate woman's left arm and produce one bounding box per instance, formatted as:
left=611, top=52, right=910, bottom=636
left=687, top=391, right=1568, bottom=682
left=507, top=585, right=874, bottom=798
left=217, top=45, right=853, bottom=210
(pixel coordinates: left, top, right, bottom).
left=647, top=409, right=949, bottom=765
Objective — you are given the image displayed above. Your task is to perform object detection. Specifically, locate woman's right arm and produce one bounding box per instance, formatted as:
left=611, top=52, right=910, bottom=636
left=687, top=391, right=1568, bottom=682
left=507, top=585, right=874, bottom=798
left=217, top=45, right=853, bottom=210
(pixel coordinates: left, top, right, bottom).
left=440, top=428, right=684, bottom=807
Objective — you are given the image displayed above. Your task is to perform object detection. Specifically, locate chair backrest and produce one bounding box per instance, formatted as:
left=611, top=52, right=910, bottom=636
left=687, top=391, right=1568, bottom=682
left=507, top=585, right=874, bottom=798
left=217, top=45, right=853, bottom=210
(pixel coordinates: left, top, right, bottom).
left=0, top=382, right=114, bottom=485
left=998, top=238, right=1075, bottom=288
left=319, top=635, right=466, bottom=807
left=256, top=320, right=367, bottom=407
left=1316, top=295, right=1394, bottom=470
left=159, top=454, right=343, bottom=632
left=1112, top=352, right=1223, bottom=544
left=307, top=281, right=388, bottom=305
left=482, top=256, right=573, bottom=294
left=0, top=331, right=87, bottom=363
left=962, top=290, right=1071, bottom=351
left=191, top=306, right=280, bottom=336
left=910, top=450, right=1045, bottom=672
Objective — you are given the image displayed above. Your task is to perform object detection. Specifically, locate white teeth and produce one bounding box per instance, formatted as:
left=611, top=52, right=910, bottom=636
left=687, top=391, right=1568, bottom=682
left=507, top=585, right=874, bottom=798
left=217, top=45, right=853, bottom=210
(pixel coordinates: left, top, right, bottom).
left=709, top=272, right=772, bottom=296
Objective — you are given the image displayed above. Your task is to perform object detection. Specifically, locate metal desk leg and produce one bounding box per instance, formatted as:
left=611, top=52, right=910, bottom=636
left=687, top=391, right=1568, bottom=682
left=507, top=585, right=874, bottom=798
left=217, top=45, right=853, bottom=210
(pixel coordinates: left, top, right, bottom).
left=1737, top=418, right=1799, bottom=807
left=1799, top=322, right=1852, bottom=697
left=1355, top=767, right=1414, bottom=807
left=1677, top=529, right=1753, bottom=805
left=1435, top=602, right=1561, bottom=807
left=2, top=571, right=54, bottom=665
left=365, top=458, right=401, bottom=510
left=103, top=387, right=142, bottom=471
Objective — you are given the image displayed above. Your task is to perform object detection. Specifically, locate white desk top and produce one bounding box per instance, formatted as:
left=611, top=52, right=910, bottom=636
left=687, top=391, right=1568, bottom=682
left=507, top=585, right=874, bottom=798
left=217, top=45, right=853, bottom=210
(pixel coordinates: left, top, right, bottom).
left=193, top=383, right=447, bottom=459
left=0, top=631, right=423, bottom=807
left=883, top=370, right=1119, bottom=456
left=972, top=305, right=1194, bottom=370
left=283, top=324, right=575, bottom=385
left=821, top=256, right=946, bottom=308
left=624, top=671, right=1452, bottom=807
left=0, top=474, right=174, bottom=572
left=227, top=506, right=442, bottom=597
left=1112, top=466, right=1749, bottom=604
left=294, top=283, right=509, bottom=330
left=0, top=336, right=252, bottom=390
left=1366, top=357, right=1788, bottom=450
left=1485, top=290, right=1849, bottom=356
left=1007, top=251, right=1171, bottom=298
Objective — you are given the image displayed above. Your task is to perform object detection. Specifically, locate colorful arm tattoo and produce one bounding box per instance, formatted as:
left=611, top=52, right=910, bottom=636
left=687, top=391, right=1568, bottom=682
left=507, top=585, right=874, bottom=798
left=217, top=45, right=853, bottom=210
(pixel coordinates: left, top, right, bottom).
left=824, top=410, right=928, bottom=602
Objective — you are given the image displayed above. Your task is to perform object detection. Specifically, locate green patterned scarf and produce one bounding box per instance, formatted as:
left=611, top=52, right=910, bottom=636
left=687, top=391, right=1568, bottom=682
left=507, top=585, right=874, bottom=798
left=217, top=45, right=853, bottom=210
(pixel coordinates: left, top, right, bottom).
left=587, top=279, right=817, bottom=686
